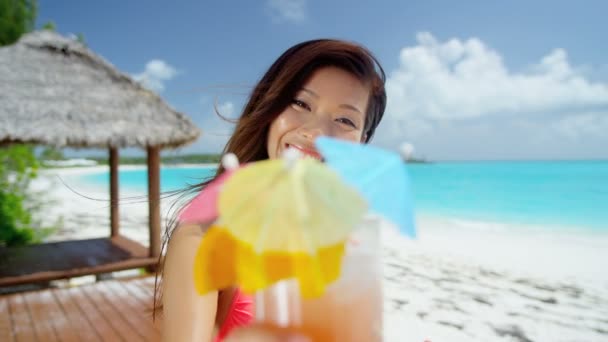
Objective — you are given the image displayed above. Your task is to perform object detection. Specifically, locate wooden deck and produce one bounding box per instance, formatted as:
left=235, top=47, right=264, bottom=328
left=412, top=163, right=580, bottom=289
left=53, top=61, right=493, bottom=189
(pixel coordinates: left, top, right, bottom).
left=0, top=236, right=158, bottom=287
left=0, top=277, right=162, bottom=341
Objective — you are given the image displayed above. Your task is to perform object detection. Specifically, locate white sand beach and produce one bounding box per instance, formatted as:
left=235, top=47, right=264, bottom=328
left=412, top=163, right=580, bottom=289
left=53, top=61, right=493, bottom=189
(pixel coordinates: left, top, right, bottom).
left=32, top=167, right=608, bottom=341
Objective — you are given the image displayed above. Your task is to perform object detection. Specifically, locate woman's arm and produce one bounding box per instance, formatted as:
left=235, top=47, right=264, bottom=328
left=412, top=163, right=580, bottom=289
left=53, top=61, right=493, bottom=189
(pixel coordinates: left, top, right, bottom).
left=162, top=223, right=218, bottom=342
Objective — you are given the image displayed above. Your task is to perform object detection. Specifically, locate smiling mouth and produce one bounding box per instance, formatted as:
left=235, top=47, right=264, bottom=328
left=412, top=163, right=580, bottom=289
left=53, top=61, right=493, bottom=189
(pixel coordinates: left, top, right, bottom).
left=285, top=143, right=323, bottom=161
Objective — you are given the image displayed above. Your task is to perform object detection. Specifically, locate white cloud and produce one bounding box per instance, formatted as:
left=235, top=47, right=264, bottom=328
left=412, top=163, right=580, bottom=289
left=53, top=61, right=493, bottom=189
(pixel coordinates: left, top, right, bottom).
left=550, top=111, right=608, bottom=140
left=386, top=32, right=608, bottom=122
left=376, top=32, right=608, bottom=159
left=133, top=59, right=178, bottom=92
left=216, top=101, right=235, bottom=117
left=266, top=0, right=307, bottom=23
left=184, top=101, right=239, bottom=154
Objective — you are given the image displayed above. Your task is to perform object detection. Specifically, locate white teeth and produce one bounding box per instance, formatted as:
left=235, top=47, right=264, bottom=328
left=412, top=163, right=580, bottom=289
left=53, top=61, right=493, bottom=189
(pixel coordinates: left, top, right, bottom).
left=302, top=154, right=320, bottom=161
left=284, top=143, right=320, bottom=160
left=282, top=147, right=301, bottom=169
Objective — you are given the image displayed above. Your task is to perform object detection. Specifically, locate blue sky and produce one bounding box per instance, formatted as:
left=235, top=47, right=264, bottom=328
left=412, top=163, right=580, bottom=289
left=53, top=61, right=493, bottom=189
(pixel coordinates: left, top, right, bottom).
left=37, top=0, right=608, bottom=160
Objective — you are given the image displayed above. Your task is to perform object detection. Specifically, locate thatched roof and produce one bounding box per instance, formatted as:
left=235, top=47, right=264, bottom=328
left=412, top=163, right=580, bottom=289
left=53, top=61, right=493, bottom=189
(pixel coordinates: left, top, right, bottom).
left=0, top=30, right=201, bottom=149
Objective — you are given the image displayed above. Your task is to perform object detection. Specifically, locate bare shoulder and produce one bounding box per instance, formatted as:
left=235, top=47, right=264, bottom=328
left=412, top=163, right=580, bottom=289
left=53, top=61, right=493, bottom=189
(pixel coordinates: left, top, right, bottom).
left=163, top=222, right=210, bottom=272
left=163, top=222, right=209, bottom=265
left=169, top=222, right=209, bottom=243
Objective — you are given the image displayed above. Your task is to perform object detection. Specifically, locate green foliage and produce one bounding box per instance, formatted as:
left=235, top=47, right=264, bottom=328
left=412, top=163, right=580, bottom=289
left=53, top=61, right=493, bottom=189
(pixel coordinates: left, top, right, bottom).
left=0, top=1, right=60, bottom=246
left=0, top=146, right=38, bottom=246
left=0, top=191, right=34, bottom=245
left=39, top=21, right=86, bottom=46
left=39, top=146, right=65, bottom=161
left=0, top=145, right=59, bottom=246
left=86, top=153, right=222, bottom=165
left=0, top=145, right=38, bottom=190
left=41, top=20, right=55, bottom=31
left=76, top=32, right=85, bottom=45
left=161, top=154, right=222, bottom=164
left=0, top=0, right=37, bottom=46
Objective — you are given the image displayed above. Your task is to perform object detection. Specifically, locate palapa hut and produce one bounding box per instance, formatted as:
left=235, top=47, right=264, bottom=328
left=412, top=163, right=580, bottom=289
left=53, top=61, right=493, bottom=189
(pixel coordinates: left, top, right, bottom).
left=0, top=30, right=201, bottom=287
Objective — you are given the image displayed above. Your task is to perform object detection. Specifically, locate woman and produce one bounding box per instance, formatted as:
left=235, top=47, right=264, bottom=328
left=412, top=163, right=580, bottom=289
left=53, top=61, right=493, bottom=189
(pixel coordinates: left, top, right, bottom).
left=159, top=38, right=387, bottom=341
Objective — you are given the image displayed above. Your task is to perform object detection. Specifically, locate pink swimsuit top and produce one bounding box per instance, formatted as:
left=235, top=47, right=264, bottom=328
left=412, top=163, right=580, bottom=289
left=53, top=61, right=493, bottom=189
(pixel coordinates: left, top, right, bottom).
left=214, top=288, right=254, bottom=341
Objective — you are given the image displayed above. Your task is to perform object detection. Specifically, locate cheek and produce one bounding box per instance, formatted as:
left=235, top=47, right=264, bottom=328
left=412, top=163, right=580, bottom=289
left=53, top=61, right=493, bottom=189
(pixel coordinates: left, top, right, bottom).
left=266, top=121, right=280, bottom=159
left=271, top=113, right=296, bottom=136
left=267, top=111, right=301, bottom=158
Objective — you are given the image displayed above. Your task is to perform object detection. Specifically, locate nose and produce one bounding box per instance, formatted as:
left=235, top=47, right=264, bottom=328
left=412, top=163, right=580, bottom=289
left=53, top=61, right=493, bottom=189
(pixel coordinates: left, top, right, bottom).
left=298, top=115, right=331, bottom=141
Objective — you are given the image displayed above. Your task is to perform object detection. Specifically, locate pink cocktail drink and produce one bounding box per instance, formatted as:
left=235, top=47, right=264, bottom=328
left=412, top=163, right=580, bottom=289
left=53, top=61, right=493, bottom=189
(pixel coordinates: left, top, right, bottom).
left=254, top=219, right=383, bottom=342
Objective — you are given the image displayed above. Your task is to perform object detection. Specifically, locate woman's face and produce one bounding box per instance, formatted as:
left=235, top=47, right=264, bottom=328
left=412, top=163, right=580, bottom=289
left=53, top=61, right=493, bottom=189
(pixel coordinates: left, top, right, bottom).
left=267, top=66, right=370, bottom=160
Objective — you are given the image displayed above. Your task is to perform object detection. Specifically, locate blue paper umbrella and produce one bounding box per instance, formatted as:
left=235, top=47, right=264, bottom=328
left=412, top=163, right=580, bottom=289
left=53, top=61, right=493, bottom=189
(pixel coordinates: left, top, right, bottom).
left=315, top=137, right=416, bottom=238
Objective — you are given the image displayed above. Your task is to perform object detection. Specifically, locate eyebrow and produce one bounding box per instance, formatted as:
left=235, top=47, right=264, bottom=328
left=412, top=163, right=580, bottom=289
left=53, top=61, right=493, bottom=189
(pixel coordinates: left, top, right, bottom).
left=301, top=88, right=363, bottom=114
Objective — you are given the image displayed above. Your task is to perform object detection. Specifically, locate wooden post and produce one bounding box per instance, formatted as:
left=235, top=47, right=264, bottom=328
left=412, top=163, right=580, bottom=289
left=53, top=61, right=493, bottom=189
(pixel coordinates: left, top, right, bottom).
left=110, top=147, right=119, bottom=237
left=147, top=146, right=161, bottom=259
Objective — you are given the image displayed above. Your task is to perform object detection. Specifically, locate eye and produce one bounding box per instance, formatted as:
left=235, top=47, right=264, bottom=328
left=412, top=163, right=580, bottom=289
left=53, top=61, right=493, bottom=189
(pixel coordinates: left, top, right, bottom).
left=291, top=99, right=311, bottom=111
left=336, top=117, right=357, bottom=128
left=336, top=118, right=357, bottom=129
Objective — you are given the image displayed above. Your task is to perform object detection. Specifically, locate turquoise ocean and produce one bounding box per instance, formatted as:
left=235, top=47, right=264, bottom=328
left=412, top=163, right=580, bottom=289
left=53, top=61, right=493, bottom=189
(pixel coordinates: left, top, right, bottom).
left=77, top=161, right=608, bottom=232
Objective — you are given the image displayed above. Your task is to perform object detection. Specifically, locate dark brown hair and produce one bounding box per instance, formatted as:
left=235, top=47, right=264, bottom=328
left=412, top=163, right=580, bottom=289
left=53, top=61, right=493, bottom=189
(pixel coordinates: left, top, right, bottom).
left=217, top=39, right=386, bottom=174
left=153, top=38, right=386, bottom=318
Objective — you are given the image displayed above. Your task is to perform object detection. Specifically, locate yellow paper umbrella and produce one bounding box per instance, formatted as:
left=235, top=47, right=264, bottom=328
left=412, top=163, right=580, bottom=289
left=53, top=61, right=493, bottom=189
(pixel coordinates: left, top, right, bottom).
left=194, top=152, right=367, bottom=298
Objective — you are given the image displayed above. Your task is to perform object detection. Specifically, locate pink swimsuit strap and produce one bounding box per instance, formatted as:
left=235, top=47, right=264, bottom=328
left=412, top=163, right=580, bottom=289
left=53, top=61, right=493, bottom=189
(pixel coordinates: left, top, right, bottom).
left=214, top=288, right=254, bottom=341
